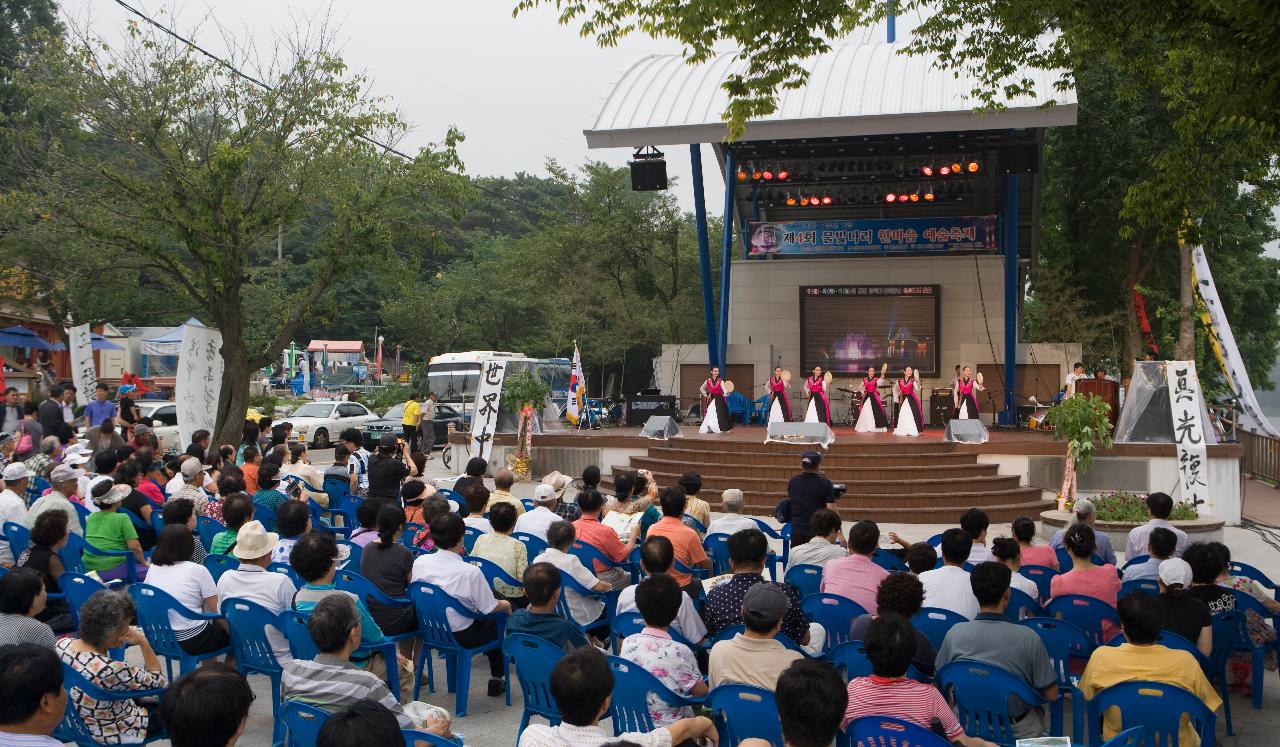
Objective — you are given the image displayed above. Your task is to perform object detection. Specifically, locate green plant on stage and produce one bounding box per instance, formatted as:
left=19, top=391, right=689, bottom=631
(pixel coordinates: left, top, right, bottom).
left=1081, top=491, right=1199, bottom=522
left=1045, top=394, right=1114, bottom=474
left=501, top=371, right=552, bottom=413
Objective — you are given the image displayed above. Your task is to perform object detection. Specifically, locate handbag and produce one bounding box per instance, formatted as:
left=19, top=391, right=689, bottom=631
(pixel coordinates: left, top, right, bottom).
left=14, top=420, right=33, bottom=456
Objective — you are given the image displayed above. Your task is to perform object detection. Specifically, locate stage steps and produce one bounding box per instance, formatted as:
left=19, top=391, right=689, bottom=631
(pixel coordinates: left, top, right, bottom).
left=602, top=437, right=1054, bottom=524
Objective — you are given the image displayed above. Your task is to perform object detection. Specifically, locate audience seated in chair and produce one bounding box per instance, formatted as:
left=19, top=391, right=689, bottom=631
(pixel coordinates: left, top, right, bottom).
left=573, top=487, right=636, bottom=589
left=461, top=485, right=493, bottom=534
left=935, top=562, right=1059, bottom=740
left=1124, top=491, right=1189, bottom=561
left=618, top=574, right=709, bottom=726
left=737, top=659, right=846, bottom=747
left=210, top=492, right=254, bottom=556
left=1121, top=527, right=1177, bottom=582
left=705, top=488, right=761, bottom=537
left=616, top=535, right=708, bottom=643
left=990, top=537, right=1043, bottom=602
left=919, top=528, right=979, bottom=619
left=16, top=509, right=73, bottom=632
left=0, top=567, right=57, bottom=648
left=1012, top=515, right=1058, bottom=570
left=215, top=519, right=297, bottom=664
left=316, top=699, right=404, bottom=747
left=677, top=471, right=711, bottom=533
left=1079, top=591, right=1221, bottom=747
left=709, top=582, right=803, bottom=690
left=1049, top=524, right=1121, bottom=641
left=145, top=524, right=231, bottom=657
left=516, top=646, right=716, bottom=746
left=703, top=529, right=815, bottom=650
left=645, top=486, right=712, bottom=596
left=960, top=508, right=994, bottom=564
left=514, top=483, right=562, bottom=542
left=161, top=663, right=254, bottom=747
left=506, top=562, right=589, bottom=651
left=1050, top=498, right=1117, bottom=566
left=848, top=572, right=937, bottom=677
left=360, top=504, right=419, bottom=640
left=1155, top=558, right=1213, bottom=657
left=532, top=521, right=610, bottom=633
left=786, top=508, right=846, bottom=570
left=0, top=643, right=67, bottom=745
left=820, top=520, right=889, bottom=615
left=471, top=502, right=528, bottom=605
left=906, top=542, right=937, bottom=575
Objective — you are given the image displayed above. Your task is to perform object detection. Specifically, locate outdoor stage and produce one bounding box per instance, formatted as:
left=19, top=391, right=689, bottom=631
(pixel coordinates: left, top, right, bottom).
left=450, top=426, right=1245, bottom=524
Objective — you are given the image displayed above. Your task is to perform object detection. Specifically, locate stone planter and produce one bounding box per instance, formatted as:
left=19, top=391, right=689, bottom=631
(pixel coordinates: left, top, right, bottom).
left=1038, top=510, right=1225, bottom=555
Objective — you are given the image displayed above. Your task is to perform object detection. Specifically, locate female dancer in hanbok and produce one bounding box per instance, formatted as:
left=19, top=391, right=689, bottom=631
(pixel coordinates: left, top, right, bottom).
left=804, top=366, right=832, bottom=426
left=698, top=367, right=733, bottom=433
left=854, top=366, right=889, bottom=432
left=893, top=366, right=924, bottom=436
left=953, top=366, right=985, bottom=419
left=767, top=367, right=793, bottom=423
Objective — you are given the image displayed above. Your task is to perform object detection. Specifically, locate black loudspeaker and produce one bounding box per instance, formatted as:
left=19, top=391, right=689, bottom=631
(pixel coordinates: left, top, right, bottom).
left=930, top=389, right=953, bottom=428
left=630, top=158, right=668, bottom=191
left=640, top=415, right=681, bottom=440
left=945, top=419, right=989, bottom=444
left=1001, top=143, right=1040, bottom=174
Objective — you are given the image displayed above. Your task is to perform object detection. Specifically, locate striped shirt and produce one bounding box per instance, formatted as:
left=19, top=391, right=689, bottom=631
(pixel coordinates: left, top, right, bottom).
left=841, top=676, right=963, bottom=739
left=0, top=733, right=63, bottom=745
left=282, top=653, right=413, bottom=729
left=0, top=612, right=57, bottom=648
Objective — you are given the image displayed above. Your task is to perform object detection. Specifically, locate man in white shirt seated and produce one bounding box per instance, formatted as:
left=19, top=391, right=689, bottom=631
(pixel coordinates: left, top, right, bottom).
left=411, top=513, right=512, bottom=697
left=918, top=528, right=979, bottom=619
left=1064, top=361, right=1087, bottom=395
left=513, top=484, right=562, bottom=542
left=786, top=508, right=847, bottom=570
left=616, top=535, right=708, bottom=643
left=215, top=520, right=298, bottom=664
left=960, top=508, right=994, bottom=564
left=705, top=489, right=760, bottom=537
left=532, top=520, right=611, bottom=635
left=1124, top=491, right=1190, bottom=560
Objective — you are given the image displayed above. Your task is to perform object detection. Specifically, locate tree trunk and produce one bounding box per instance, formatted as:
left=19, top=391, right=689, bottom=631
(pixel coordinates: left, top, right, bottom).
left=1123, top=240, right=1142, bottom=379
left=1175, top=237, right=1195, bottom=359
left=214, top=342, right=253, bottom=449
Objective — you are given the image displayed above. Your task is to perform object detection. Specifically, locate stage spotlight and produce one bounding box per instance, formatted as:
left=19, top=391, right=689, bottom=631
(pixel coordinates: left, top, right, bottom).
left=950, top=161, right=962, bottom=174
left=751, top=165, right=763, bottom=180
left=885, top=192, right=897, bottom=202
left=909, top=192, right=920, bottom=202
left=898, top=193, right=910, bottom=203
left=736, top=168, right=748, bottom=182
left=785, top=193, right=797, bottom=206
left=922, top=165, right=934, bottom=177
left=924, top=188, right=935, bottom=201
left=777, top=167, right=789, bottom=180
left=799, top=196, right=810, bottom=206
left=939, top=165, right=951, bottom=175
left=762, top=165, right=774, bottom=180
left=821, top=194, right=833, bottom=205
left=967, top=160, right=979, bottom=173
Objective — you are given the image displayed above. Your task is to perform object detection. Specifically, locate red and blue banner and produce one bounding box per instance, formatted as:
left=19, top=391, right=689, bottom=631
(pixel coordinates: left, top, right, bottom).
left=747, top=215, right=999, bottom=257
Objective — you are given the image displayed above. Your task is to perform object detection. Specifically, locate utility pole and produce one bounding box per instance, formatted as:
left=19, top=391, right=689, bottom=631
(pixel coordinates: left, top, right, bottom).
left=277, top=224, right=283, bottom=264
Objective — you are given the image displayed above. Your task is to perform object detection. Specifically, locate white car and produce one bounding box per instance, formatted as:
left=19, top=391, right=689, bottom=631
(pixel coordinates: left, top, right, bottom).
left=134, top=400, right=181, bottom=451
left=281, top=400, right=378, bottom=449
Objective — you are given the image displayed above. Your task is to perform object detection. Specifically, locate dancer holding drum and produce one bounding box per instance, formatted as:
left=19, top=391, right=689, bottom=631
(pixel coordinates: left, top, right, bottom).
left=804, top=366, right=832, bottom=426
left=767, top=367, right=793, bottom=423
left=698, top=367, right=733, bottom=433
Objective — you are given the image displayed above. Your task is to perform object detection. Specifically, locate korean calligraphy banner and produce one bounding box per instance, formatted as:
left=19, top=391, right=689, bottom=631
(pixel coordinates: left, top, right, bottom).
left=470, top=360, right=507, bottom=463
left=747, top=216, right=998, bottom=257
left=67, top=324, right=95, bottom=408
left=1166, top=361, right=1212, bottom=514
left=176, top=324, right=223, bottom=450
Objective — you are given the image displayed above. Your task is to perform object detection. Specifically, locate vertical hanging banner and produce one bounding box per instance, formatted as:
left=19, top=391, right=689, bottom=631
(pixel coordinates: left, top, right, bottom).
left=470, top=360, right=506, bottom=463
left=1191, top=247, right=1280, bottom=438
left=67, top=324, right=95, bottom=407
left=1166, top=361, right=1212, bottom=514
left=176, top=325, right=223, bottom=450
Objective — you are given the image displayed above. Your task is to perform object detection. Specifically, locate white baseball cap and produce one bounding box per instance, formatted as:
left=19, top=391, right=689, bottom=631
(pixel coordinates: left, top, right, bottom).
left=533, top=484, right=558, bottom=503
left=2, top=463, right=34, bottom=481
left=1158, top=558, right=1193, bottom=588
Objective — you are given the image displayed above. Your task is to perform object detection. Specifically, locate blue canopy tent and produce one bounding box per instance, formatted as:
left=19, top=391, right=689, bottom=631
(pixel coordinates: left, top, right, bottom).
left=0, top=326, right=58, bottom=350
left=48, top=333, right=124, bottom=352
left=139, top=318, right=205, bottom=378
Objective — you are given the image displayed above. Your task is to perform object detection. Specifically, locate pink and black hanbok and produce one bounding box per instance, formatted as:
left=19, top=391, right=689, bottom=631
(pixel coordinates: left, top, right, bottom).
left=894, top=378, right=923, bottom=436
left=699, top=377, right=733, bottom=433
left=855, top=375, right=889, bottom=432
left=804, top=376, right=831, bottom=426
left=768, top=376, right=793, bottom=423
left=954, top=377, right=981, bottom=419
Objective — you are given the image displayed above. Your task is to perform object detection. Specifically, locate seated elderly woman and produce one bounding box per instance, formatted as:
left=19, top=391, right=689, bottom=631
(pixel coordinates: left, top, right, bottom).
left=0, top=567, right=58, bottom=648
left=1048, top=523, right=1122, bottom=641
left=55, top=589, right=167, bottom=743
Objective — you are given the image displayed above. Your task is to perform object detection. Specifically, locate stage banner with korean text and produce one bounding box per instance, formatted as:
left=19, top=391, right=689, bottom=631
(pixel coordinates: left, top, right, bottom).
left=1166, top=361, right=1212, bottom=514
left=67, top=324, right=95, bottom=408
left=176, top=324, right=223, bottom=450
left=470, top=360, right=507, bottom=463
left=747, top=215, right=999, bottom=257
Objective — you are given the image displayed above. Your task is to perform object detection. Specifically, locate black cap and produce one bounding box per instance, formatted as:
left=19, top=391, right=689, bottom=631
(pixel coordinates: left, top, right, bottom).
left=378, top=433, right=397, bottom=449
left=801, top=450, right=822, bottom=467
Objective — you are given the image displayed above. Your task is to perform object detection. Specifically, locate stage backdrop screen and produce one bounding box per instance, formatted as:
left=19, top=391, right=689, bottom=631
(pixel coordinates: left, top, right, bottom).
left=800, top=285, right=941, bottom=377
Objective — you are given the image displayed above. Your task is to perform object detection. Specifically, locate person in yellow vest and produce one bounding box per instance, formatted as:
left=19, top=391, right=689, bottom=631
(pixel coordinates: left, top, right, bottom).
left=401, top=393, right=422, bottom=454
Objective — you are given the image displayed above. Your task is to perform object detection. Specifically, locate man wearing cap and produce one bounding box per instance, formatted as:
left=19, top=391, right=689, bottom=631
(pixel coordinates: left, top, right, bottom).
left=514, top=483, right=564, bottom=542
left=705, top=489, right=760, bottom=537
left=24, top=463, right=84, bottom=536
left=215, top=519, right=298, bottom=664
left=484, top=469, right=526, bottom=517
left=783, top=451, right=836, bottom=548
left=77, top=451, right=116, bottom=510
left=708, top=583, right=803, bottom=690
left=0, top=462, right=33, bottom=565
left=170, top=457, right=210, bottom=514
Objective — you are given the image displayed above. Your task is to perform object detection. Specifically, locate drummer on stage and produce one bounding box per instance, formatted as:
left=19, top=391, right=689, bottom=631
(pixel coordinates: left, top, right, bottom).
left=767, top=367, right=793, bottom=423
left=893, top=366, right=923, bottom=437
left=698, top=366, right=733, bottom=433
left=854, top=366, right=889, bottom=433
left=804, top=366, right=832, bottom=426
left=953, top=365, right=984, bottom=419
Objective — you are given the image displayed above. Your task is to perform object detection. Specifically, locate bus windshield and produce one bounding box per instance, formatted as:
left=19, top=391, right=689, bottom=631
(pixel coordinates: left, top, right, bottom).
left=427, top=363, right=481, bottom=403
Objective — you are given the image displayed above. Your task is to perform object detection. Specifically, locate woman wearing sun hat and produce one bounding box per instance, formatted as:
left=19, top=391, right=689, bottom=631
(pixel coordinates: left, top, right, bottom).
left=83, top=480, right=148, bottom=581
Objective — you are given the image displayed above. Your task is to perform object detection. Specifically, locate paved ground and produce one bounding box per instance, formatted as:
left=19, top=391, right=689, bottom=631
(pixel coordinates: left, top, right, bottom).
left=126, top=453, right=1280, bottom=746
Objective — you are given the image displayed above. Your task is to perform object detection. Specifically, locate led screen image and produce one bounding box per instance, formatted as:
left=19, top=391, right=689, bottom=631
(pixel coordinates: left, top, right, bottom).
left=799, top=285, right=941, bottom=377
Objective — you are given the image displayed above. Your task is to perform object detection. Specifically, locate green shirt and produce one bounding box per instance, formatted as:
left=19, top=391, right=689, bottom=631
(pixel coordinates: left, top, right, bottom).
left=210, top=529, right=238, bottom=556
left=83, top=510, right=137, bottom=571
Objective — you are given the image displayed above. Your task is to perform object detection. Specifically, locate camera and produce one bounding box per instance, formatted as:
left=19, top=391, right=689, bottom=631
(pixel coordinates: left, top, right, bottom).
left=832, top=483, right=847, bottom=499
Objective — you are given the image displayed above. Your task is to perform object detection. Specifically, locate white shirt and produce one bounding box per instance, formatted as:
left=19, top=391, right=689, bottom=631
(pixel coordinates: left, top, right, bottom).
left=518, top=722, right=673, bottom=747
left=25, top=491, right=83, bottom=536
left=411, top=548, right=499, bottom=631
left=144, top=561, right=217, bottom=636
left=1125, top=518, right=1190, bottom=561
left=514, top=505, right=561, bottom=541
left=216, top=564, right=297, bottom=663
left=165, top=474, right=184, bottom=496
left=0, top=488, right=28, bottom=564
left=464, top=516, right=494, bottom=534
left=787, top=538, right=848, bottom=570
left=919, top=564, right=979, bottom=620
left=1010, top=569, right=1041, bottom=602
left=617, top=584, right=708, bottom=643
left=532, top=548, right=603, bottom=626
left=348, top=449, right=370, bottom=490
left=967, top=543, right=994, bottom=565
left=705, top=514, right=760, bottom=537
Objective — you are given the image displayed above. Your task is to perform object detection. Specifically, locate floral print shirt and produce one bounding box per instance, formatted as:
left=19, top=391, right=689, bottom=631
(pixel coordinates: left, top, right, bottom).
left=56, top=638, right=167, bottom=744
left=617, top=628, right=703, bottom=727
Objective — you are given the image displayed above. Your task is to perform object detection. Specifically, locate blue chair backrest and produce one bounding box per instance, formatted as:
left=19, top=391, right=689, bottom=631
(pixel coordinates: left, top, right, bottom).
left=801, top=593, right=867, bottom=650
left=710, top=623, right=805, bottom=654
left=1085, top=680, right=1215, bottom=747
left=2, top=521, right=30, bottom=557
left=521, top=498, right=536, bottom=513
left=911, top=607, right=967, bottom=649
left=463, top=525, right=484, bottom=553
left=555, top=567, right=612, bottom=624
left=120, top=507, right=150, bottom=534
left=130, top=583, right=208, bottom=660
left=221, top=597, right=286, bottom=673
left=401, top=729, right=462, bottom=746
left=784, top=563, right=823, bottom=598
left=335, top=568, right=408, bottom=608
left=149, top=509, right=166, bottom=537
left=254, top=503, right=278, bottom=532
left=203, top=553, right=239, bottom=583
left=436, top=487, right=463, bottom=507
left=514, top=531, right=548, bottom=560
left=926, top=533, right=943, bottom=547
left=268, top=561, right=302, bottom=587
left=1121, top=554, right=1150, bottom=571
left=1205, top=609, right=1241, bottom=681
left=871, top=549, right=909, bottom=573
left=281, top=609, right=318, bottom=660
left=845, top=716, right=952, bottom=747
left=467, top=555, right=523, bottom=593
left=1045, top=594, right=1119, bottom=647
left=1099, top=726, right=1146, bottom=747
left=1119, top=578, right=1160, bottom=599
left=1056, top=547, right=1104, bottom=570
left=682, top=513, right=708, bottom=534
left=609, top=611, right=697, bottom=651
left=54, top=659, right=167, bottom=745
left=281, top=700, right=330, bottom=747
left=409, top=581, right=474, bottom=649
left=937, top=660, right=1048, bottom=746
left=1018, top=616, right=1094, bottom=687
left=704, top=533, right=733, bottom=575
left=1229, top=561, right=1277, bottom=591
left=830, top=640, right=874, bottom=680
left=323, top=474, right=350, bottom=504
left=71, top=501, right=90, bottom=531
left=58, top=532, right=89, bottom=574
left=196, top=515, right=225, bottom=549
left=60, top=572, right=108, bottom=630
left=1019, top=564, right=1056, bottom=600
left=27, top=476, right=50, bottom=506
left=503, top=633, right=564, bottom=723
left=707, top=684, right=782, bottom=746
left=1006, top=588, right=1043, bottom=621
left=335, top=540, right=361, bottom=569
left=1108, top=629, right=1204, bottom=665
left=608, top=654, right=699, bottom=733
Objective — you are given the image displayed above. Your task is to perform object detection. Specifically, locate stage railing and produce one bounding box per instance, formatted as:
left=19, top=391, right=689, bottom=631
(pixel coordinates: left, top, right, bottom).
left=1241, top=430, right=1280, bottom=486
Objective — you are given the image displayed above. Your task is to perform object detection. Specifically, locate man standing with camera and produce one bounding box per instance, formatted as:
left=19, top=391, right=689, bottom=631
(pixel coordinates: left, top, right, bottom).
left=781, top=451, right=838, bottom=549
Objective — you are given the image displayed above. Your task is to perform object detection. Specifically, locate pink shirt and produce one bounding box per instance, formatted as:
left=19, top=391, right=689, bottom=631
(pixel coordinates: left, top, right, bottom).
left=1020, top=545, right=1059, bottom=570
left=573, top=515, right=628, bottom=572
left=819, top=553, right=889, bottom=615
left=1049, top=564, right=1122, bottom=640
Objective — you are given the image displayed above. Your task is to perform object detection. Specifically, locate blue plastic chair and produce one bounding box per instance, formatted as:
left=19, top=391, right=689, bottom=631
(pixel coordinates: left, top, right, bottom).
left=59, top=572, right=108, bottom=630
left=26, top=475, right=50, bottom=506
left=783, top=563, right=823, bottom=599
left=71, top=500, right=91, bottom=531
left=1100, top=726, right=1147, bottom=747
left=408, top=580, right=509, bottom=717
left=436, top=486, right=464, bottom=507
left=1006, top=588, right=1043, bottom=621
left=120, top=507, right=153, bottom=537
left=281, top=700, right=329, bottom=747
left=748, top=394, right=770, bottom=425
left=871, top=549, right=909, bottom=572
left=1119, top=579, right=1160, bottom=598
left=253, top=502, right=279, bottom=532
left=463, top=525, right=484, bottom=553
left=1045, top=594, right=1119, bottom=647
left=673, top=556, right=710, bottom=582
left=196, top=515, right=225, bottom=549
left=707, top=684, right=782, bottom=747
left=336, top=539, right=362, bottom=569
left=334, top=567, right=418, bottom=654
left=401, top=730, right=462, bottom=746
left=750, top=518, right=789, bottom=567
left=59, top=532, right=140, bottom=582
left=936, top=660, right=1057, bottom=747
left=54, top=660, right=168, bottom=746
left=801, top=593, right=867, bottom=652
left=1120, top=554, right=1150, bottom=571
left=268, top=561, right=303, bottom=587
left=570, top=539, right=636, bottom=584
left=1056, top=547, right=1104, bottom=571
left=281, top=609, right=317, bottom=660
left=682, top=513, right=708, bottom=535
left=513, top=531, right=549, bottom=561
left=321, top=475, right=356, bottom=526
left=1018, top=616, right=1092, bottom=739
left=844, top=716, right=951, bottom=747
left=1227, top=588, right=1276, bottom=710
left=703, top=533, right=733, bottom=576
left=1206, top=609, right=1241, bottom=735
left=607, top=654, right=706, bottom=734
left=503, top=633, right=564, bottom=735
left=926, top=533, right=943, bottom=547
left=2, top=520, right=30, bottom=557
left=520, top=498, right=536, bottom=513
left=1108, top=629, right=1205, bottom=664
left=221, top=597, right=288, bottom=745
left=1085, top=680, right=1215, bottom=747
left=829, top=640, right=928, bottom=683
left=610, top=611, right=698, bottom=653
left=1020, top=564, right=1057, bottom=600
left=911, top=607, right=967, bottom=649
left=556, top=567, right=618, bottom=636
left=203, top=553, right=240, bottom=583
left=130, top=583, right=229, bottom=678
left=725, top=391, right=752, bottom=424
left=467, top=555, right=524, bottom=595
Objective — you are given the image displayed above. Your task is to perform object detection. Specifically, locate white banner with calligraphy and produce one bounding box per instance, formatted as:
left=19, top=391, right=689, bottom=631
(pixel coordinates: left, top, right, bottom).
left=469, top=360, right=506, bottom=463
left=1166, top=361, right=1212, bottom=514
left=67, top=324, right=95, bottom=408
left=176, top=325, right=223, bottom=450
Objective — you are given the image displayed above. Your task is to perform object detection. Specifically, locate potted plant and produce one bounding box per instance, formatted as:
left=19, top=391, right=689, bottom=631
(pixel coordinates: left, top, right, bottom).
left=501, top=370, right=552, bottom=480
left=1043, top=393, right=1114, bottom=508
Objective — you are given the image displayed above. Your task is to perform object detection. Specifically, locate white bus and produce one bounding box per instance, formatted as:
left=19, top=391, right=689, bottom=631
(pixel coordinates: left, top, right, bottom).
left=426, top=351, right=571, bottom=421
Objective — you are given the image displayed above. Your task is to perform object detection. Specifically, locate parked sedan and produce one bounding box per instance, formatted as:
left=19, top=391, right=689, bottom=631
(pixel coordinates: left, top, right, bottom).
left=360, top=402, right=465, bottom=451
left=283, top=400, right=378, bottom=449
